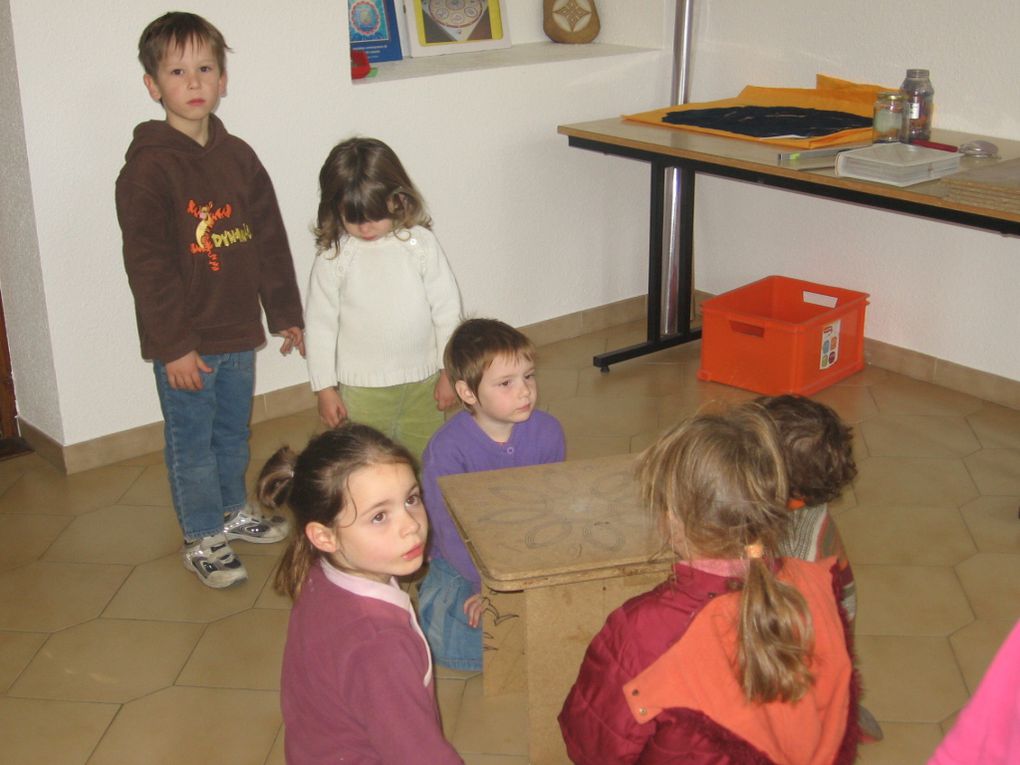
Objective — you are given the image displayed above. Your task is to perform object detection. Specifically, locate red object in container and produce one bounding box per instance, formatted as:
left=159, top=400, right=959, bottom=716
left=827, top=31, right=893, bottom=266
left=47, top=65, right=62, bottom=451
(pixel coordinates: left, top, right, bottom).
left=697, top=275, right=869, bottom=395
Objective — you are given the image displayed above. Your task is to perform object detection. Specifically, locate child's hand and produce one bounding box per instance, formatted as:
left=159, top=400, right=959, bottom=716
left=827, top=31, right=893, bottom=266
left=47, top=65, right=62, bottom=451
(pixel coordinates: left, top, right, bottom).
left=434, top=369, right=458, bottom=411
left=277, top=326, right=305, bottom=357
left=165, top=351, right=212, bottom=391
left=317, top=387, right=348, bottom=428
left=463, top=593, right=484, bottom=629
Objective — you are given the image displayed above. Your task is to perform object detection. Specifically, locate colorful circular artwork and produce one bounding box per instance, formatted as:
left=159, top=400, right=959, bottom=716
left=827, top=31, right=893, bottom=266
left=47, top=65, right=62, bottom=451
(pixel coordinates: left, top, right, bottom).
left=426, top=0, right=483, bottom=28
left=350, top=1, right=382, bottom=37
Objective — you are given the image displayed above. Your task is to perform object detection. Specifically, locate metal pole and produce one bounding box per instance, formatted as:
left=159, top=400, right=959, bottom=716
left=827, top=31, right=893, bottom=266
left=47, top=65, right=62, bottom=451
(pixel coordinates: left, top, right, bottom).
left=660, top=0, right=694, bottom=335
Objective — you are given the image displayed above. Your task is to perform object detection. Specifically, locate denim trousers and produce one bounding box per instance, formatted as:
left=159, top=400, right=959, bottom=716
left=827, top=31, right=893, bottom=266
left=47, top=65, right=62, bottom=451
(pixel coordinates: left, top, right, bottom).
left=154, top=351, right=254, bottom=541
left=417, top=557, right=483, bottom=671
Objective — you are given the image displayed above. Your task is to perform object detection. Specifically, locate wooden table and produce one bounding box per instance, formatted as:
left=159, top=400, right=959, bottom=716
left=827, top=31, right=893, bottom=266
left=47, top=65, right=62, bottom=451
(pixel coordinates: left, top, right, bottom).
left=438, top=454, right=673, bottom=765
left=558, top=118, right=1020, bottom=371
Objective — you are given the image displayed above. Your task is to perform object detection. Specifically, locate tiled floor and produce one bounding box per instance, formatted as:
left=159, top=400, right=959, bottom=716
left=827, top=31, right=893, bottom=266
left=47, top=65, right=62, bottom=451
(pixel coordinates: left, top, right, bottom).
left=1, top=321, right=1018, bottom=764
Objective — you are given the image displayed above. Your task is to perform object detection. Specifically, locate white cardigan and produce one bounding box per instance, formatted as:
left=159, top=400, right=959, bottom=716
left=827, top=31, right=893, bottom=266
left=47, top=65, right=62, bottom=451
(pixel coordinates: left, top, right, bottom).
left=304, top=226, right=462, bottom=390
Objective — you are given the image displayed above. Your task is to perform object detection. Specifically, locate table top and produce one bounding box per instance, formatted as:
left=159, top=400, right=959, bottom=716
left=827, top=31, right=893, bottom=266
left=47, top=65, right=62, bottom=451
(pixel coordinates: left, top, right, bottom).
left=558, top=118, right=1020, bottom=228
left=438, top=453, right=673, bottom=591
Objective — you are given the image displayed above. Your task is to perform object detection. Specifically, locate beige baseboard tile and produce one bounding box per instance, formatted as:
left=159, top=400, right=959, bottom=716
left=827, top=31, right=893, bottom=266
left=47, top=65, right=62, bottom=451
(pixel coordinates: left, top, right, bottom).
left=864, top=337, right=1020, bottom=409
left=864, top=338, right=937, bottom=384
left=521, top=295, right=646, bottom=346
left=22, top=383, right=319, bottom=475
left=258, top=382, right=316, bottom=423
left=934, top=359, right=1020, bottom=410
left=18, top=419, right=69, bottom=473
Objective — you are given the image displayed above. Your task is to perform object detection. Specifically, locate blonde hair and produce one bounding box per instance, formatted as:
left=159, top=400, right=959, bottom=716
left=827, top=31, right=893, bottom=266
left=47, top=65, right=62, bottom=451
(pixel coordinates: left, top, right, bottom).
left=637, top=404, right=815, bottom=703
left=259, top=423, right=416, bottom=599
left=314, top=137, right=431, bottom=254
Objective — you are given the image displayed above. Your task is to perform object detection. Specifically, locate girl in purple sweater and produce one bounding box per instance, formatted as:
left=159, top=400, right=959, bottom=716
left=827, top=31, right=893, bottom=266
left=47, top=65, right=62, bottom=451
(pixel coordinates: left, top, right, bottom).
left=259, top=424, right=462, bottom=764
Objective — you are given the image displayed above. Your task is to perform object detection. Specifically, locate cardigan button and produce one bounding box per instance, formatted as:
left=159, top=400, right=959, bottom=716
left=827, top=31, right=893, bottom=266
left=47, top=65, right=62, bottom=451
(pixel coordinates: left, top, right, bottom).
left=639, top=707, right=647, bottom=715
left=631, top=689, right=639, bottom=696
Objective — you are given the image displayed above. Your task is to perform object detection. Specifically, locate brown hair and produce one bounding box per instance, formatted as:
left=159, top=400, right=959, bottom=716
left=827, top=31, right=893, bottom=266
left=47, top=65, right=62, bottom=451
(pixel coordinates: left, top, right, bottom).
left=259, top=423, right=416, bottom=599
left=314, top=137, right=431, bottom=254
left=757, top=394, right=857, bottom=506
left=444, top=318, right=535, bottom=408
left=637, top=404, right=814, bottom=703
left=137, top=12, right=230, bottom=77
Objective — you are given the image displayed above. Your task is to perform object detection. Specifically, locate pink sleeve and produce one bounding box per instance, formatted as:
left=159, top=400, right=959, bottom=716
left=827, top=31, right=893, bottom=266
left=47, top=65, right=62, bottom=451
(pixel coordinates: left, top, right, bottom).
left=928, top=620, right=1020, bottom=765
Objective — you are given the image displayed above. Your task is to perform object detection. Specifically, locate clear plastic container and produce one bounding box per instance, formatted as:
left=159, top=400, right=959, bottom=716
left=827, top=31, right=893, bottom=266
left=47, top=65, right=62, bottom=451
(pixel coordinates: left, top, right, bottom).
left=873, top=91, right=906, bottom=143
left=900, top=69, right=934, bottom=142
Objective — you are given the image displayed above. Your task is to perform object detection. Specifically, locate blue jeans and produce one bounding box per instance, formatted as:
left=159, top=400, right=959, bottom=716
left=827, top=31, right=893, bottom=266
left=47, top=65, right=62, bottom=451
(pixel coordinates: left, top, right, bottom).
left=417, top=557, right=483, bottom=671
left=154, top=351, right=254, bottom=541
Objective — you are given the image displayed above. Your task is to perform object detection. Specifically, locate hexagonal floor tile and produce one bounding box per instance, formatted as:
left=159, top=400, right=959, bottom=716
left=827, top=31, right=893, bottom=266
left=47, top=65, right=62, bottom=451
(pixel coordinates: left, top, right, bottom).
left=854, top=564, right=973, bottom=636
left=87, top=686, right=279, bottom=765
left=177, top=608, right=289, bottom=690
left=42, top=504, right=180, bottom=565
left=838, top=504, right=975, bottom=566
left=858, top=414, right=980, bottom=458
left=954, top=553, right=1020, bottom=622
left=9, top=618, right=202, bottom=702
left=855, top=635, right=969, bottom=722
left=0, top=561, right=130, bottom=632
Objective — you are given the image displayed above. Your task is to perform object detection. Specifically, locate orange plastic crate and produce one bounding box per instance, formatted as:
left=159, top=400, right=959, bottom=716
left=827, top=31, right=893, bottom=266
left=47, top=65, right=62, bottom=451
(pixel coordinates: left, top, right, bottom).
left=697, top=275, right=869, bottom=395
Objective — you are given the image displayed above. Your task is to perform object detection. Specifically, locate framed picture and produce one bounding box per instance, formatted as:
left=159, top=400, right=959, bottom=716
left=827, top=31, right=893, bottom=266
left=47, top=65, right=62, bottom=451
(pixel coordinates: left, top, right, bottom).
left=405, top=0, right=510, bottom=57
left=348, top=0, right=403, bottom=63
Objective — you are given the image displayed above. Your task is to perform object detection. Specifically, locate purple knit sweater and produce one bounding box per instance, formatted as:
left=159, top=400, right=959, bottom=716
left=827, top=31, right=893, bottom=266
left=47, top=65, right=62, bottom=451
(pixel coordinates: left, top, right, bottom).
left=421, top=409, right=565, bottom=589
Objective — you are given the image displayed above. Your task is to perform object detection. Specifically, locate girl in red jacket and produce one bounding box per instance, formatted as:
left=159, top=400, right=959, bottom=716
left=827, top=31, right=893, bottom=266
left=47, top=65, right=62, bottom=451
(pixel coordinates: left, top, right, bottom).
left=558, top=404, right=860, bottom=765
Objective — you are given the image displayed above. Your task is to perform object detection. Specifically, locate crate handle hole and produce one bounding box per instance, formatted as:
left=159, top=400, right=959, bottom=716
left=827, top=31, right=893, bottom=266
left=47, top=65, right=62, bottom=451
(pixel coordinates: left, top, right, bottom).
left=729, top=320, right=765, bottom=337
left=802, top=290, right=838, bottom=308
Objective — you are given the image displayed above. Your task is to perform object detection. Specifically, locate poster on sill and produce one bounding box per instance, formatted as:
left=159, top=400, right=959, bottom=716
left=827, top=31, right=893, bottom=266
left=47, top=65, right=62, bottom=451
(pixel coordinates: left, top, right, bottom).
left=348, top=0, right=403, bottom=63
left=406, top=0, right=510, bottom=57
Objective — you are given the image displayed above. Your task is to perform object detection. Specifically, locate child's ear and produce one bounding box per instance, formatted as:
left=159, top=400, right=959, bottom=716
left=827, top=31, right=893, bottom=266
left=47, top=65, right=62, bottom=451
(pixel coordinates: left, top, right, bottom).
left=305, top=521, right=339, bottom=554
left=143, top=73, right=162, bottom=103
left=454, top=380, right=478, bottom=407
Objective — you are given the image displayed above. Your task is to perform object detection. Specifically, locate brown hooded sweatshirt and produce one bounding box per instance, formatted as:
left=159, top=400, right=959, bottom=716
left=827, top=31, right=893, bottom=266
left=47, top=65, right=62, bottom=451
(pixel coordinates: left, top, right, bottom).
left=116, top=115, right=303, bottom=362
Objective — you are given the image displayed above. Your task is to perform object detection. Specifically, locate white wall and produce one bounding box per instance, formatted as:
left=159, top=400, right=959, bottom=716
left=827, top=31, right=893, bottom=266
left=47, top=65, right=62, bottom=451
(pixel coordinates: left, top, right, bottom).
left=690, top=0, right=1020, bottom=382
left=6, top=0, right=1017, bottom=450
left=1, top=0, right=672, bottom=447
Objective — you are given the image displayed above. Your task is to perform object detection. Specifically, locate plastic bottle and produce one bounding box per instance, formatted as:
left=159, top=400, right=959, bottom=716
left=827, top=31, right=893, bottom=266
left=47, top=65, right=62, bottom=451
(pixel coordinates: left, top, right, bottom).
left=899, top=69, right=934, bottom=143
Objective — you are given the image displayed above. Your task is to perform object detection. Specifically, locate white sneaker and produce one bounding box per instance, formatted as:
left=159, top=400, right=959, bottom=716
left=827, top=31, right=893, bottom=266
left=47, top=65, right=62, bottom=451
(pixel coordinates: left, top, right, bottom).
left=182, top=533, right=248, bottom=588
left=223, top=505, right=290, bottom=544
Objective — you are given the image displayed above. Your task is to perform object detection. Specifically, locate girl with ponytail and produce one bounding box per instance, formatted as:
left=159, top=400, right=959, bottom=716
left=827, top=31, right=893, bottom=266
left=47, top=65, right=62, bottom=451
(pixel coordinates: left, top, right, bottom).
left=260, top=423, right=462, bottom=764
left=559, top=404, right=860, bottom=764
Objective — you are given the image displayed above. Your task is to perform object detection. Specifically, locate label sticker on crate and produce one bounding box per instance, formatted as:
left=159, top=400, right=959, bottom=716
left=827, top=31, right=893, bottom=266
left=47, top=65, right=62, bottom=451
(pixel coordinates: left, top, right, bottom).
left=820, top=320, right=841, bottom=370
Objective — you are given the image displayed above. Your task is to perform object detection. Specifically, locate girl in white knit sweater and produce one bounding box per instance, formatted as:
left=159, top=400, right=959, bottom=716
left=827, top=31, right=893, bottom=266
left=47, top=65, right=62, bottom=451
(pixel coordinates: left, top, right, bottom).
left=304, top=137, right=462, bottom=458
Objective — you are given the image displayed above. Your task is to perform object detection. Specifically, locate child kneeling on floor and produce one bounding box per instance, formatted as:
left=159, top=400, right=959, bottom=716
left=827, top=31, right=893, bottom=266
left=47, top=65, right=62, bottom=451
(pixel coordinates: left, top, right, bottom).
left=418, top=318, right=566, bottom=671
left=759, top=394, right=882, bottom=741
left=261, top=424, right=463, bottom=764
left=559, top=404, right=860, bottom=764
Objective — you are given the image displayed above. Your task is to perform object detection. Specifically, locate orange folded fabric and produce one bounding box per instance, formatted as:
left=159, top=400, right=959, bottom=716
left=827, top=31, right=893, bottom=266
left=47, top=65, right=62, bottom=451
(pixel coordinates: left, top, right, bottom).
left=625, top=74, right=892, bottom=149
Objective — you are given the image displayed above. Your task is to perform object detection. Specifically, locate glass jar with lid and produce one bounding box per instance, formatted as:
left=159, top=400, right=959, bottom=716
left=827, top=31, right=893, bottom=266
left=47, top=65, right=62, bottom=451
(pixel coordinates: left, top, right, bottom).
left=900, top=69, right=935, bottom=142
left=873, top=91, right=906, bottom=143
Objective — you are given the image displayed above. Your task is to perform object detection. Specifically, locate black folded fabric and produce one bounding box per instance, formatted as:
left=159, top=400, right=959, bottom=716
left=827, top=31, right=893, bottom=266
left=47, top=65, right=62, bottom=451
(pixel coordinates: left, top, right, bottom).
left=661, top=106, right=872, bottom=138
